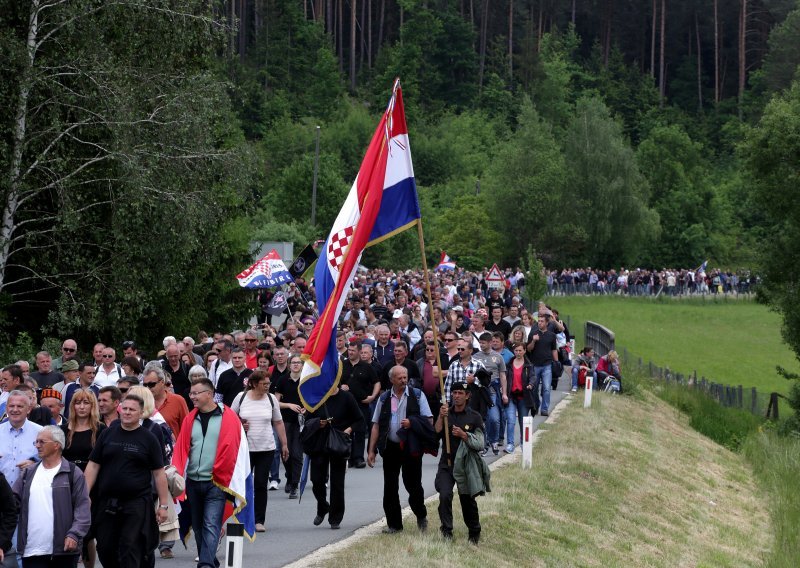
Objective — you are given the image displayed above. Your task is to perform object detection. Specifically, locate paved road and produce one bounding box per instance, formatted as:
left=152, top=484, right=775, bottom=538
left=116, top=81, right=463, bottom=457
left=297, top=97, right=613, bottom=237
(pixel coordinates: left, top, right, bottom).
left=160, top=378, right=571, bottom=568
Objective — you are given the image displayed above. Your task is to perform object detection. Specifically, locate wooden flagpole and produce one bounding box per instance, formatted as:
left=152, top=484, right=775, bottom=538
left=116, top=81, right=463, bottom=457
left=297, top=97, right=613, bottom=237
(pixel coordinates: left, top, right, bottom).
left=416, top=219, right=451, bottom=464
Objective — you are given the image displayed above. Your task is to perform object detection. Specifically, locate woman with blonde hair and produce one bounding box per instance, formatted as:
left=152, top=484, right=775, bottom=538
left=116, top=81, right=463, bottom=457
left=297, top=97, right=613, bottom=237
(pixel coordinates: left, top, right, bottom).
left=595, top=350, right=622, bottom=392
left=62, top=389, right=105, bottom=568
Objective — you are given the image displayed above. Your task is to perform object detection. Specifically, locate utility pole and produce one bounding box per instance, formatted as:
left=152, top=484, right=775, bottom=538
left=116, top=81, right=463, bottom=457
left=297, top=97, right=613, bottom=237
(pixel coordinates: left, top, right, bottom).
left=311, top=126, right=320, bottom=226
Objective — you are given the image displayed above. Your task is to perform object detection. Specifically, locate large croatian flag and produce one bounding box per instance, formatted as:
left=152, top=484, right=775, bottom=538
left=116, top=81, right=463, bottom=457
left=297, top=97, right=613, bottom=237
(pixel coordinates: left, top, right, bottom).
left=236, top=249, right=293, bottom=289
left=436, top=251, right=456, bottom=271
left=299, top=79, right=421, bottom=411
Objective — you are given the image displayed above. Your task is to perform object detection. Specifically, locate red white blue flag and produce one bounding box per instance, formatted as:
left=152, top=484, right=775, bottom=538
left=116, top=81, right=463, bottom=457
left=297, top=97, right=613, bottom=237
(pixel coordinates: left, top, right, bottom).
left=436, top=251, right=456, bottom=271
left=299, top=79, right=421, bottom=411
left=236, top=249, right=293, bottom=289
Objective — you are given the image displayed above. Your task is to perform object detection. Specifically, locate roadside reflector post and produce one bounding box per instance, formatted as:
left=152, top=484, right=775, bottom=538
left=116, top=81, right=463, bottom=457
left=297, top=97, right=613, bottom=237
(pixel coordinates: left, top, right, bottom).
left=522, top=416, right=533, bottom=469
left=584, top=374, right=593, bottom=408
left=226, top=523, right=244, bottom=568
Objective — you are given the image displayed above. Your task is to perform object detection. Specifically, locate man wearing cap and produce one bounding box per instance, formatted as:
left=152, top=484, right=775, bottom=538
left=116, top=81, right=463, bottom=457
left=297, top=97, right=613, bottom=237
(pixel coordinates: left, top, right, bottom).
left=52, top=339, right=78, bottom=372
left=435, top=381, right=487, bottom=543
left=39, top=389, right=66, bottom=426
left=51, top=359, right=80, bottom=395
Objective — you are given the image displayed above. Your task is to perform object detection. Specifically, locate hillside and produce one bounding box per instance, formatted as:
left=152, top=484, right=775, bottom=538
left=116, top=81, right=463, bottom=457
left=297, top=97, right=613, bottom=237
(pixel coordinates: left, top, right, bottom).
left=318, top=392, right=771, bottom=567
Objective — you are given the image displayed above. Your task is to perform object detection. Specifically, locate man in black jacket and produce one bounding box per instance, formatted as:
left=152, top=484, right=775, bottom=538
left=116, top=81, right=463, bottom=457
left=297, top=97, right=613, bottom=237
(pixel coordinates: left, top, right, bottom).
left=0, top=472, right=16, bottom=564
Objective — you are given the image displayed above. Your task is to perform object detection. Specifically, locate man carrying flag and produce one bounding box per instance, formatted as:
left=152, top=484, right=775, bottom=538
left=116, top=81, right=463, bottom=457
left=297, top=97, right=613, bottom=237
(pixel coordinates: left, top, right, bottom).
left=172, top=377, right=255, bottom=568
left=299, top=79, right=421, bottom=412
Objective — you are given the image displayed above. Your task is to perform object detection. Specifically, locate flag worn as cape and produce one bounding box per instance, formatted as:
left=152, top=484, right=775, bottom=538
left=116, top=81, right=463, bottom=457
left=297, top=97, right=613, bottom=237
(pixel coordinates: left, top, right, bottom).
left=299, top=79, right=421, bottom=412
left=172, top=405, right=256, bottom=540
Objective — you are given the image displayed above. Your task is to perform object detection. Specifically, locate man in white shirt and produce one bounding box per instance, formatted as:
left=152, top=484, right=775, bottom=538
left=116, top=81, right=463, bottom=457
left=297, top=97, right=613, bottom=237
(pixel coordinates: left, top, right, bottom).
left=93, top=347, right=123, bottom=388
left=208, top=340, right=233, bottom=389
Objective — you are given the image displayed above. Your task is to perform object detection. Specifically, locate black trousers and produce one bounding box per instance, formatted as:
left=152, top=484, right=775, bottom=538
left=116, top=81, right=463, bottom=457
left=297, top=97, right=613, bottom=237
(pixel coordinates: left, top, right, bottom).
left=21, top=555, right=78, bottom=568
left=283, top=422, right=303, bottom=489
left=310, top=453, right=348, bottom=525
left=434, top=464, right=481, bottom=538
left=381, top=440, right=427, bottom=530
left=94, top=497, right=155, bottom=568
left=349, top=403, right=372, bottom=463
left=250, top=450, right=275, bottom=525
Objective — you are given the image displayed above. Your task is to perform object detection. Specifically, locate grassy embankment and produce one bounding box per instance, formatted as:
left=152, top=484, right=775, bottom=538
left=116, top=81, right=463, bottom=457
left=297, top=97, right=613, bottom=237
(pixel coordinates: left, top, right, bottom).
left=551, top=295, right=800, bottom=396
left=315, top=392, right=771, bottom=567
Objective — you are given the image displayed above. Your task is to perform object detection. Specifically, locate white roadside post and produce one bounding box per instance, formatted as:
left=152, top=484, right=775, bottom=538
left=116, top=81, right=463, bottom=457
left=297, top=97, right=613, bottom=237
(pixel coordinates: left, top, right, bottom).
left=521, top=416, right=533, bottom=469
left=584, top=374, right=593, bottom=408
left=225, top=523, right=244, bottom=568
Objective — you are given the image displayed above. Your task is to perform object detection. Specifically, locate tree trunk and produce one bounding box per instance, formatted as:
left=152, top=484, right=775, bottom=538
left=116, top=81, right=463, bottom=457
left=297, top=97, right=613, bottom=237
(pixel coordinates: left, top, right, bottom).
left=572, top=0, right=576, bottom=25
left=238, top=0, right=247, bottom=60
left=738, top=0, right=746, bottom=118
left=650, top=0, right=656, bottom=78
left=360, top=0, right=365, bottom=72
left=696, top=11, right=703, bottom=111
left=478, top=0, right=489, bottom=90
left=659, top=0, right=666, bottom=106
left=368, top=0, right=372, bottom=68
left=714, top=0, right=719, bottom=103
left=537, top=2, right=543, bottom=53
left=508, top=0, right=513, bottom=81
left=378, top=0, right=385, bottom=49
left=327, top=0, right=333, bottom=36
left=350, top=0, right=356, bottom=92
left=337, top=0, right=343, bottom=73
left=603, top=0, right=613, bottom=68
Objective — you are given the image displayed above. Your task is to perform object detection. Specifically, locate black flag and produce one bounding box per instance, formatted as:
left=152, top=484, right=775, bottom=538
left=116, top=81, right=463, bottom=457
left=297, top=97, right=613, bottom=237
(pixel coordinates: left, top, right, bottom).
left=289, top=243, right=319, bottom=279
left=265, top=291, right=289, bottom=316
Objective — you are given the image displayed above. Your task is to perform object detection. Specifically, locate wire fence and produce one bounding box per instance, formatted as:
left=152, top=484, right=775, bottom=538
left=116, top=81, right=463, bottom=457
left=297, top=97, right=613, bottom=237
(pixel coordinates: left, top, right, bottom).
left=583, top=321, right=781, bottom=420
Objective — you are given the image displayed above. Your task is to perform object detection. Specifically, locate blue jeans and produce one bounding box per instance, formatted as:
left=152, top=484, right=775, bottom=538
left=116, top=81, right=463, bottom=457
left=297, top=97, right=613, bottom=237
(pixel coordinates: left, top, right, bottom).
left=485, top=384, right=500, bottom=445
left=571, top=366, right=580, bottom=389
left=504, top=398, right=526, bottom=445
left=186, top=480, right=226, bottom=568
left=493, top=381, right=506, bottom=441
left=534, top=365, right=552, bottom=413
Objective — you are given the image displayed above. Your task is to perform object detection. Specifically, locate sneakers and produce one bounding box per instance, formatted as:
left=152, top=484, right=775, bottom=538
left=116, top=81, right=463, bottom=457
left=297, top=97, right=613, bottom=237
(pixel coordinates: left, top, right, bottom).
left=269, top=480, right=279, bottom=491
left=284, top=482, right=292, bottom=494
left=255, top=523, right=266, bottom=533
left=330, top=523, right=340, bottom=529
left=491, top=442, right=499, bottom=456
left=571, top=387, right=578, bottom=393
left=504, top=443, right=514, bottom=454
left=313, top=513, right=326, bottom=526
left=540, top=410, right=549, bottom=417
left=159, top=549, right=174, bottom=559
left=479, top=447, right=489, bottom=457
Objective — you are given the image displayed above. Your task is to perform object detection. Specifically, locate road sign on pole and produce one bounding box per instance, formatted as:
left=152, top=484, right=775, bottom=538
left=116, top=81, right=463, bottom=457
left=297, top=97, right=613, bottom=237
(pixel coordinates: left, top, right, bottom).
left=486, top=263, right=504, bottom=289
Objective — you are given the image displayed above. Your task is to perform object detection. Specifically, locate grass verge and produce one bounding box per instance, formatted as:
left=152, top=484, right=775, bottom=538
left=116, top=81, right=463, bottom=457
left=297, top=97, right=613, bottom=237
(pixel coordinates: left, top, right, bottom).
left=316, top=392, right=770, bottom=567
left=552, top=295, right=800, bottom=396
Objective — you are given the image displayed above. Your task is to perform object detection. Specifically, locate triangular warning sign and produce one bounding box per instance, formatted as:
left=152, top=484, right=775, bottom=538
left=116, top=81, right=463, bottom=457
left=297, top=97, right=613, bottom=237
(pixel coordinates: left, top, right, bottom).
left=486, top=263, right=504, bottom=281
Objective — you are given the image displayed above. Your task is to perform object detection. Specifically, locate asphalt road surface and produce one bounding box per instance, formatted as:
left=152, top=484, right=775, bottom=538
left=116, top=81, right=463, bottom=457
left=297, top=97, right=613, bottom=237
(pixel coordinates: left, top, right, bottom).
left=150, top=377, right=570, bottom=568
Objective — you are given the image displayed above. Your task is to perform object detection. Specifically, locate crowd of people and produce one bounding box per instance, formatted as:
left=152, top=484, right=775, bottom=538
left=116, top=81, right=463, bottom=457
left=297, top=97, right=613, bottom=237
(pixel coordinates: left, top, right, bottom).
left=0, top=266, right=626, bottom=568
left=545, top=267, right=758, bottom=296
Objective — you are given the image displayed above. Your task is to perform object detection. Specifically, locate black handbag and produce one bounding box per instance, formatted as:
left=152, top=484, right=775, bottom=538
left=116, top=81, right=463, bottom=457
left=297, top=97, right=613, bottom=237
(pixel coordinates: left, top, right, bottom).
left=325, top=427, right=352, bottom=458
left=300, top=417, right=326, bottom=457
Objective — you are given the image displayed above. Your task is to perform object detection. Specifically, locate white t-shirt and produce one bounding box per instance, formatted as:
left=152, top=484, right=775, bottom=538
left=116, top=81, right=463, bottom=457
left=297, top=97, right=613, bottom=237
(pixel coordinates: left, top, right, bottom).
left=231, top=392, right=280, bottom=452
left=24, top=463, right=61, bottom=557
left=93, top=364, right=123, bottom=388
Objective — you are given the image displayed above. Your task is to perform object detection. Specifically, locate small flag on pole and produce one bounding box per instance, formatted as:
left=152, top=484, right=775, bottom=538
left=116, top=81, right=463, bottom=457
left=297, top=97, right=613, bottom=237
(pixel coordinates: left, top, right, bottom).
left=236, top=249, right=293, bottom=289
left=436, top=251, right=456, bottom=271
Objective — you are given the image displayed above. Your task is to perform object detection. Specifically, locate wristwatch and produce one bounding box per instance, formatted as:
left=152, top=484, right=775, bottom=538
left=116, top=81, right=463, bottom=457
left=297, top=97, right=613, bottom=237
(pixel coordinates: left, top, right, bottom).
left=158, top=504, right=169, bottom=510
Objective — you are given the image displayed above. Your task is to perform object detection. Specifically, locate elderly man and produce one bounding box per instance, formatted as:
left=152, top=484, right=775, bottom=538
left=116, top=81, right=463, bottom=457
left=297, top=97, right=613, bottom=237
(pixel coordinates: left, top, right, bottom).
left=30, top=352, right=65, bottom=389
left=12, top=425, right=91, bottom=568
left=52, top=339, right=79, bottom=372
left=242, top=329, right=261, bottom=369
left=367, top=366, right=432, bottom=534
left=93, top=347, right=123, bottom=388
left=143, top=367, right=188, bottom=439
left=0, top=390, right=43, bottom=486
left=39, top=389, right=66, bottom=427
left=51, top=360, right=79, bottom=395
left=162, top=343, right=191, bottom=405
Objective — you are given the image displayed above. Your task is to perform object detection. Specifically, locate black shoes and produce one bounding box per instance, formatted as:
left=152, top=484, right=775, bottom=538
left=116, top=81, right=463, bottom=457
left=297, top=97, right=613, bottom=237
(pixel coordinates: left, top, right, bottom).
left=417, top=517, right=428, bottom=532
left=330, top=523, right=340, bottom=530
left=313, top=512, right=327, bottom=526
left=382, top=526, right=403, bottom=534
left=540, top=410, right=549, bottom=417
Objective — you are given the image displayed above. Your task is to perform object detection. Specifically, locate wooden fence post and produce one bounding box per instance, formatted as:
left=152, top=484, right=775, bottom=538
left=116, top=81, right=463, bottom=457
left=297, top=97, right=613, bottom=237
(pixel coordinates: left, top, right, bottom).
left=737, top=385, right=743, bottom=408
left=751, top=387, right=757, bottom=414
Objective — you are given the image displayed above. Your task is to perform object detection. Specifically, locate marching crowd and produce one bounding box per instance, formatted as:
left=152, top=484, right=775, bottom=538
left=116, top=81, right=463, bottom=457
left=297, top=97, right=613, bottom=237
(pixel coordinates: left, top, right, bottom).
left=0, top=266, right=624, bottom=568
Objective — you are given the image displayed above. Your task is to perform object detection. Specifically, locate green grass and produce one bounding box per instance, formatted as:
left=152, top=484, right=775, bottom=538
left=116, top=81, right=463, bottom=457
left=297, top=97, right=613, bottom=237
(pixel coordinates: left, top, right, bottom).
left=315, top=393, right=771, bottom=567
left=741, top=432, right=800, bottom=568
left=553, top=295, right=800, bottom=396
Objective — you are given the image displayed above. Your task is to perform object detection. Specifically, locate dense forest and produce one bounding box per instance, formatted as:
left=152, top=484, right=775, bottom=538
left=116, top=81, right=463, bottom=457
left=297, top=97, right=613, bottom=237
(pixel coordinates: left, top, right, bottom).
left=1, top=0, right=799, bottom=350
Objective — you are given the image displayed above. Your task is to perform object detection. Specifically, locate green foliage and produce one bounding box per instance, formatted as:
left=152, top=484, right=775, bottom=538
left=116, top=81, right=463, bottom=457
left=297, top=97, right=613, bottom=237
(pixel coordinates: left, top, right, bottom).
left=520, top=246, right=547, bottom=307
left=757, top=6, right=800, bottom=94
left=427, top=194, right=503, bottom=269
left=562, top=97, right=659, bottom=266
left=740, top=81, right=800, bottom=387
left=0, top=331, right=36, bottom=367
